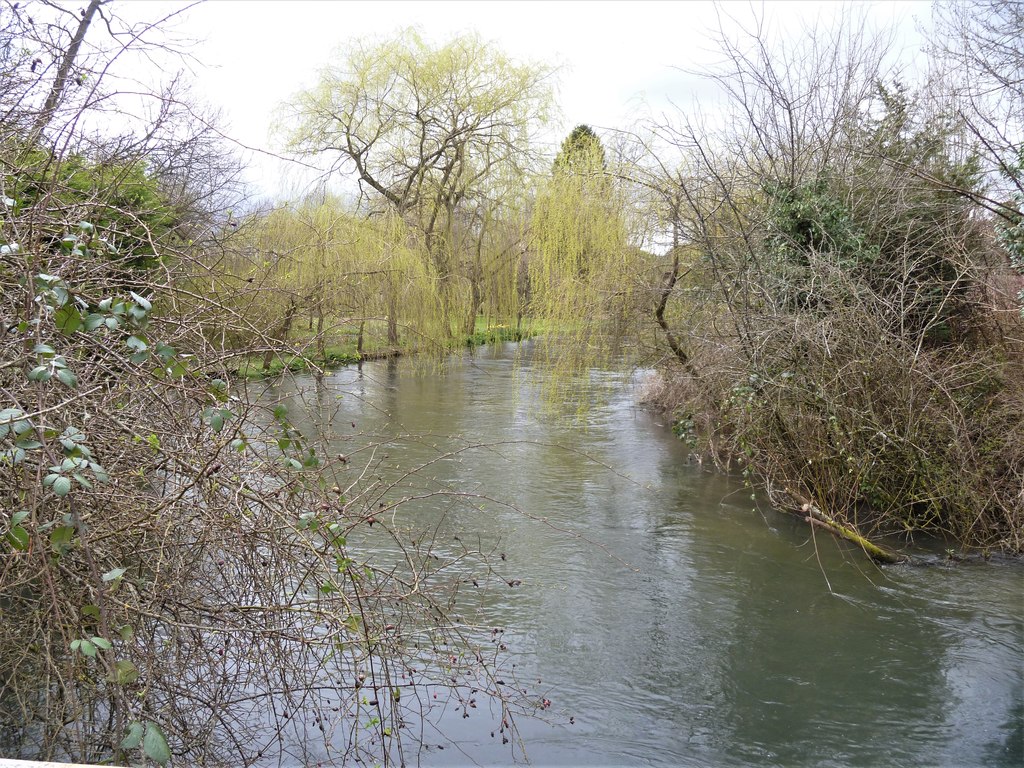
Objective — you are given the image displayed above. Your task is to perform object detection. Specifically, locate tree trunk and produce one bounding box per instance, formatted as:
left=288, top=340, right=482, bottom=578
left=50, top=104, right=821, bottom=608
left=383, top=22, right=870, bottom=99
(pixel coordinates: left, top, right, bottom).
left=29, top=0, right=104, bottom=142
left=263, top=298, right=298, bottom=370
left=386, top=272, right=399, bottom=347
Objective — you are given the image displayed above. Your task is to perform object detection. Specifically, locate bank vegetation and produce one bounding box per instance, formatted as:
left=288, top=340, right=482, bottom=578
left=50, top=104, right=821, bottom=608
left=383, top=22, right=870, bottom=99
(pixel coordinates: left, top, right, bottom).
left=0, top=0, right=1021, bottom=765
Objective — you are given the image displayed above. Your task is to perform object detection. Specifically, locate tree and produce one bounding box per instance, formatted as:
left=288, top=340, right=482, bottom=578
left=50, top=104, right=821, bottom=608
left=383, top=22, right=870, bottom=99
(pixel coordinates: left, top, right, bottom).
left=2, top=7, right=521, bottom=765
left=284, top=30, right=554, bottom=333
left=528, top=125, right=649, bottom=377
left=553, top=124, right=606, bottom=173
left=223, top=195, right=448, bottom=360
left=624, top=5, right=1023, bottom=555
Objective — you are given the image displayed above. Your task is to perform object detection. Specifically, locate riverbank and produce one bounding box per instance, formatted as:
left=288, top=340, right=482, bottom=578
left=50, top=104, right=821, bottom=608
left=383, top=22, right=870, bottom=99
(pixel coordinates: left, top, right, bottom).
left=231, top=322, right=536, bottom=378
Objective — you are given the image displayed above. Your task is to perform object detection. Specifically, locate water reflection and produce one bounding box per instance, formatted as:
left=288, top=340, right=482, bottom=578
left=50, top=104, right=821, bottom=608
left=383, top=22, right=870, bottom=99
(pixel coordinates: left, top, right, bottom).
left=260, top=342, right=1023, bottom=767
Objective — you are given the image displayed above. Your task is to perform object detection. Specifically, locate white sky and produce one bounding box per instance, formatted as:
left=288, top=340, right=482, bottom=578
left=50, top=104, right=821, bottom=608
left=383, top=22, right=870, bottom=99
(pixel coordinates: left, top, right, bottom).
left=117, top=0, right=935, bottom=201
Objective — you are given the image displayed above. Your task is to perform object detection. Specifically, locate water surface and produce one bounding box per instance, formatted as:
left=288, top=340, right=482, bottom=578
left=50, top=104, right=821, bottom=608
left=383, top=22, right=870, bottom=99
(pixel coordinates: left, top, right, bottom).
left=265, top=342, right=1022, bottom=767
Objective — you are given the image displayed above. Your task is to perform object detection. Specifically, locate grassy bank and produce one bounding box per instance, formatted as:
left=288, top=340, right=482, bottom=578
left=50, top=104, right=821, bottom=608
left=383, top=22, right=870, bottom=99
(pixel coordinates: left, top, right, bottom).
left=231, top=320, right=537, bottom=378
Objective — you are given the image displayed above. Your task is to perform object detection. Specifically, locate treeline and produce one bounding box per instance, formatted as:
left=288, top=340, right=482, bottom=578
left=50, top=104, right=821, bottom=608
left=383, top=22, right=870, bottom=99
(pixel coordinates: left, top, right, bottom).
left=224, top=8, right=1022, bottom=554
left=0, top=0, right=1020, bottom=765
left=1, top=4, right=521, bottom=766
left=633, top=5, right=1023, bottom=556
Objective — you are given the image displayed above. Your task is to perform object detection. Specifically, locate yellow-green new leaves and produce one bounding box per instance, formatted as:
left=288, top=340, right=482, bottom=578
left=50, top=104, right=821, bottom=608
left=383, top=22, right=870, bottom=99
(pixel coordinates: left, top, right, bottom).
left=283, top=31, right=554, bottom=338
left=529, top=128, right=646, bottom=374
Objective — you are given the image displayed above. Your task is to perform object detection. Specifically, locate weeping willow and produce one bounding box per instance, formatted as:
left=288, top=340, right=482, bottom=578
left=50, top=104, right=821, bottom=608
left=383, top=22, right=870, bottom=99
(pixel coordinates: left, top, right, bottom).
left=205, top=197, right=453, bottom=361
left=528, top=136, right=651, bottom=380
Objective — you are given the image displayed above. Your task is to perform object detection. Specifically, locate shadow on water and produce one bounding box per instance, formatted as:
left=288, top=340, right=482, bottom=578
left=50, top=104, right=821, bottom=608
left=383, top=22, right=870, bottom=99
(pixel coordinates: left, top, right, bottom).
left=257, top=341, right=1023, bottom=767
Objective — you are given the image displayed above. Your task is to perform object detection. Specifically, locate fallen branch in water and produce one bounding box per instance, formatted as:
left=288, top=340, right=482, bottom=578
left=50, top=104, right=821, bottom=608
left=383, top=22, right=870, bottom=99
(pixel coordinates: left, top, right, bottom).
left=800, top=502, right=906, bottom=564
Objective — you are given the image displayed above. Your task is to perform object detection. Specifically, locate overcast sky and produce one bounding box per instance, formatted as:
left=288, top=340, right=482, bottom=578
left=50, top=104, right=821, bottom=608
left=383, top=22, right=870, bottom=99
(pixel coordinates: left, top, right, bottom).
left=123, top=0, right=935, bottom=200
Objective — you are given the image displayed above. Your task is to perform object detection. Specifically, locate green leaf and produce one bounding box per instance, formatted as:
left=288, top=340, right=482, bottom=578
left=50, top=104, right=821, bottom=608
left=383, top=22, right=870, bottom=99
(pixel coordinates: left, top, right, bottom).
left=103, top=567, right=127, bottom=582
left=210, top=413, right=224, bottom=433
left=56, top=367, right=78, bottom=388
left=84, top=313, right=105, bottom=331
left=126, top=335, right=148, bottom=352
left=118, top=624, right=134, bottom=642
left=14, top=437, right=42, bottom=450
left=91, top=636, right=112, bottom=651
left=121, top=721, right=144, bottom=750
left=55, top=304, right=82, bottom=335
left=33, top=343, right=55, bottom=356
left=110, top=659, right=139, bottom=685
left=81, top=604, right=100, bottom=620
left=11, top=511, right=28, bottom=526
left=28, top=366, right=51, bottom=382
left=2, top=447, right=26, bottom=465
left=129, top=292, right=152, bottom=311
left=50, top=525, right=76, bottom=553
left=143, top=721, right=171, bottom=765
left=52, top=476, right=72, bottom=497
left=5, top=525, right=28, bottom=551
left=230, top=438, right=245, bottom=452
left=79, top=639, right=97, bottom=657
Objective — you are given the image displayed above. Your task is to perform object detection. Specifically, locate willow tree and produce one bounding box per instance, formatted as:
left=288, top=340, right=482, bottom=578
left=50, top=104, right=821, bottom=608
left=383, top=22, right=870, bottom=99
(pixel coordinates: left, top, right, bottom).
left=284, top=30, right=554, bottom=335
left=529, top=125, right=646, bottom=373
left=223, top=196, right=448, bottom=363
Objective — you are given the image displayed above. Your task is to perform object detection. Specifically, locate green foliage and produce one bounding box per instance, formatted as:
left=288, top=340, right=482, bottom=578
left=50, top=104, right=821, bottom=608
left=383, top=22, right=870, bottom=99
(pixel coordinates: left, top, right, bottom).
left=553, top=124, right=606, bottom=173
left=8, top=148, right=181, bottom=270
left=996, top=148, right=1024, bottom=316
left=285, top=30, right=552, bottom=338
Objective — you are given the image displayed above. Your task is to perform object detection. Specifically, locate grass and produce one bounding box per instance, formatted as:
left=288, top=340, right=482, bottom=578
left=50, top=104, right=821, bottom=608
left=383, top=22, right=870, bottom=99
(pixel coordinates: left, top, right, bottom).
left=232, top=319, right=539, bottom=379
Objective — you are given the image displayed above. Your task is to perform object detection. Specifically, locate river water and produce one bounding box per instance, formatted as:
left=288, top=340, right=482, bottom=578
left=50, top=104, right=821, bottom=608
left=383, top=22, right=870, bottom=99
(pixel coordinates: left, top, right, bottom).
left=264, top=341, right=1022, bottom=767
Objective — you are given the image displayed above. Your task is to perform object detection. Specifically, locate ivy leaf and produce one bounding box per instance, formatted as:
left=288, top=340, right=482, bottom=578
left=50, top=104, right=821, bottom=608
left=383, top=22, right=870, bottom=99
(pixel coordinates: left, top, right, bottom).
left=143, top=721, right=171, bottom=765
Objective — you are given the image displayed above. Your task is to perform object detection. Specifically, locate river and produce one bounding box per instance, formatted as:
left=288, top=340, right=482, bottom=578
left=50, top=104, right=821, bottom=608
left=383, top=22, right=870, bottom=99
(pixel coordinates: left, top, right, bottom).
left=261, top=340, right=1022, bottom=767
